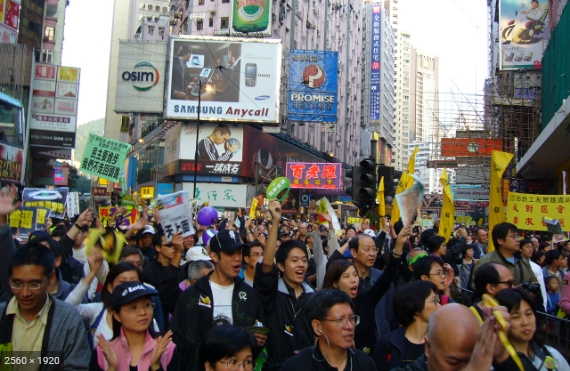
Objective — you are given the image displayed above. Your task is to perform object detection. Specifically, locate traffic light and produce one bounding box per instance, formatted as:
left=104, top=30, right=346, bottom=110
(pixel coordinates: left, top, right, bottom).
left=377, top=165, right=393, bottom=196
left=392, top=169, right=403, bottom=196
left=345, top=166, right=364, bottom=205
left=359, top=158, right=376, bottom=203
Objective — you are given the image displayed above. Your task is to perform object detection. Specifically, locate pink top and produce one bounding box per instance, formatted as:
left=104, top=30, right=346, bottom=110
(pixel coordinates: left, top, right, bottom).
left=96, top=328, right=176, bottom=371
left=559, top=271, right=570, bottom=314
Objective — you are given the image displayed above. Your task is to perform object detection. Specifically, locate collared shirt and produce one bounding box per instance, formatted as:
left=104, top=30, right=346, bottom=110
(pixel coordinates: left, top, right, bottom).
left=7, top=294, right=52, bottom=353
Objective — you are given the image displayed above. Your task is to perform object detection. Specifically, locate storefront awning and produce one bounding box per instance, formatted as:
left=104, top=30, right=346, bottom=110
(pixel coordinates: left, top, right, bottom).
left=517, top=95, right=570, bottom=178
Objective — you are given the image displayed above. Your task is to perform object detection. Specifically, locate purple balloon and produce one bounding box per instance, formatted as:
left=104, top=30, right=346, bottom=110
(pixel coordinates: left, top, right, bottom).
left=203, top=229, right=217, bottom=247
left=197, top=206, right=218, bottom=226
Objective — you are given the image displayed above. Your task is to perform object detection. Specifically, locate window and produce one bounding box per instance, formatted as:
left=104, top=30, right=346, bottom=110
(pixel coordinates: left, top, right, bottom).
left=44, top=26, right=54, bottom=41
left=148, top=25, right=155, bottom=35
left=198, top=0, right=204, bottom=4
left=196, top=19, right=203, bottom=30
left=162, top=6, right=167, bottom=12
left=209, top=17, right=214, bottom=27
left=222, top=0, right=230, bottom=3
left=159, top=27, right=165, bottom=39
left=155, top=5, right=160, bottom=11
left=220, top=17, right=229, bottom=28
left=41, top=49, right=53, bottom=63
left=140, top=3, right=146, bottom=9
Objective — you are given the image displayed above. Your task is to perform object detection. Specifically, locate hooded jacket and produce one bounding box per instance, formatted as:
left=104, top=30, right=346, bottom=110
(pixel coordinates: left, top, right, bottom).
left=169, top=272, right=264, bottom=371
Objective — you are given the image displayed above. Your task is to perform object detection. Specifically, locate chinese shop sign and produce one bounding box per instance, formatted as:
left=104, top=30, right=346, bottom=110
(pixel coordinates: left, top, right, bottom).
left=286, top=162, right=341, bottom=190
left=506, top=192, right=570, bottom=231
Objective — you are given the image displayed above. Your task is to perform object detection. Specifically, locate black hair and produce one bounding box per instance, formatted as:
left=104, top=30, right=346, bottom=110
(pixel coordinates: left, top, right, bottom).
left=544, top=275, right=559, bottom=288
left=420, top=229, right=436, bottom=248
left=102, top=262, right=144, bottom=309
left=49, top=226, right=68, bottom=240
left=120, top=246, right=144, bottom=262
left=412, top=256, right=442, bottom=281
left=111, top=291, right=158, bottom=340
left=177, top=45, right=191, bottom=57
left=198, top=325, right=257, bottom=371
left=349, top=234, right=372, bottom=252
left=347, top=226, right=356, bottom=233
left=519, top=239, right=532, bottom=249
left=461, top=244, right=474, bottom=255
left=531, top=250, right=545, bottom=265
left=152, top=232, right=165, bottom=248
left=545, top=249, right=562, bottom=267
left=213, top=124, right=231, bottom=136
left=50, top=241, right=64, bottom=259
left=393, top=220, right=404, bottom=236
left=9, top=243, right=54, bottom=277
left=275, top=239, right=308, bottom=265
left=426, top=235, right=446, bottom=254
left=242, top=242, right=263, bottom=266
left=305, top=289, right=354, bottom=322
left=491, top=222, right=518, bottom=251
left=494, top=288, right=543, bottom=347
left=473, top=263, right=501, bottom=297
left=322, top=260, right=355, bottom=290
left=394, top=281, right=438, bottom=326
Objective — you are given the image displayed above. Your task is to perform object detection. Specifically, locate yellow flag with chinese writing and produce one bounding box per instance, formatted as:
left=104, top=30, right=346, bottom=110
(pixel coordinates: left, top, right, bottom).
left=488, top=150, right=514, bottom=252
left=377, top=176, right=386, bottom=217
left=438, top=169, right=454, bottom=242
left=392, top=146, right=419, bottom=223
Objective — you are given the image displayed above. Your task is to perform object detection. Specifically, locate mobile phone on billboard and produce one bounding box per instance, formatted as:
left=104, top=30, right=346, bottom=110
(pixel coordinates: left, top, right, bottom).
left=245, top=63, right=257, bottom=87
left=191, top=66, right=215, bottom=96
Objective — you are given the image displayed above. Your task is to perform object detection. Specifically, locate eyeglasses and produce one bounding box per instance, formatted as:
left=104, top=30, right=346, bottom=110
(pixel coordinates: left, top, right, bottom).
left=493, top=280, right=514, bottom=288
left=425, top=296, right=441, bottom=305
left=218, top=360, right=257, bottom=371
left=507, top=234, right=521, bottom=240
left=250, top=252, right=264, bottom=258
left=323, top=315, right=360, bottom=327
left=10, top=280, right=45, bottom=290
left=123, top=302, right=155, bottom=313
left=429, top=271, right=448, bottom=278
left=360, top=248, right=379, bottom=254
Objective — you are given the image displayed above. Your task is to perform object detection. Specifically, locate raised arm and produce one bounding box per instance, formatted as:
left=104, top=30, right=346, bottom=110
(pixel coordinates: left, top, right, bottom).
left=0, top=184, right=20, bottom=302
left=262, top=200, right=281, bottom=274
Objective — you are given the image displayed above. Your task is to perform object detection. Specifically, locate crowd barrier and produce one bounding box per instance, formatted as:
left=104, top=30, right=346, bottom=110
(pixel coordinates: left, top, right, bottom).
left=457, top=288, right=570, bottom=358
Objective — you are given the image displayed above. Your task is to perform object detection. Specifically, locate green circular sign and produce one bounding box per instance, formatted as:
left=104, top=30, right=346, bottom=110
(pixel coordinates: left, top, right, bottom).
left=266, top=177, right=290, bottom=202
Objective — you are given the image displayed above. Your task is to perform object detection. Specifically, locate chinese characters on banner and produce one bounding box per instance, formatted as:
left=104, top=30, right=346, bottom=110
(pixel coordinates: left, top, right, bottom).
left=99, top=206, right=138, bottom=230
left=156, top=191, right=194, bottom=242
left=79, top=134, right=131, bottom=183
left=370, top=5, right=382, bottom=123
left=9, top=207, right=50, bottom=239
left=506, top=192, right=570, bottom=232
left=285, top=162, right=341, bottom=189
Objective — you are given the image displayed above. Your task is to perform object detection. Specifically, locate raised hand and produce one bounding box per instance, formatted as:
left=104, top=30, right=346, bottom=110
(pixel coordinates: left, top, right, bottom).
left=76, top=208, right=92, bottom=227
left=96, top=334, right=119, bottom=371
left=87, top=247, right=104, bottom=274
left=171, top=232, right=184, bottom=253
left=267, top=200, right=282, bottom=221
left=150, top=331, right=173, bottom=370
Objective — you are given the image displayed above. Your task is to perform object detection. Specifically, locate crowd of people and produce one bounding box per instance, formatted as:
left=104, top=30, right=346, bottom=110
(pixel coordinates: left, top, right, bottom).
left=1, top=184, right=570, bottom=370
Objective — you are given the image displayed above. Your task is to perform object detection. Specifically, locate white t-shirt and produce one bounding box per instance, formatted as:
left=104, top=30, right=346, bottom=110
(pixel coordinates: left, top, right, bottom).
left=210, top=281, right=234, bottom=326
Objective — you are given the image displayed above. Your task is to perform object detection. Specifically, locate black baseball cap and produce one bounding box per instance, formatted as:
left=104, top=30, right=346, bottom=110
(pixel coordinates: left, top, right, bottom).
left=110, top=281, right=157, bottom=309
left=210, top=229, right=247, bottom=253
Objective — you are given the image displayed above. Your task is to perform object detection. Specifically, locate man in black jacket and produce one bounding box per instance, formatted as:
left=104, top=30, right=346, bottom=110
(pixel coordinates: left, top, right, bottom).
left=170, top=229, right=265, bottom=371
left=255, top=201, right=315, bottom=371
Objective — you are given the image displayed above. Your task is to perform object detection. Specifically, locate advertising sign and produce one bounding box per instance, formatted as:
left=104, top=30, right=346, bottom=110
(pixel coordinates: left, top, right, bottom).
left=440, top=138, right=503, bottom=157
left=452, top=187, right=490, bottom=200
left=166, top=36, right=281, bottom=123
left=79, top=134, right=131, bottom=183
left=166, top=123, right=244, bottom=176
left=3, top=0, right=19, bottom=30
left=182, top=183, right=249, bottom=208
left=115, top=42, right=167, bottom=113
left=288, top=50, right=338, bottom=123
left=0, top=143, right=22, bottom=182
left=507, top=192, right=570, bottom=231
left=30, top=64, right=80, bottom=148
left=286, top=162, right=342, bottom=190
left=0, top=24, right=17, bottom=44
left=499, top=0, right=550, bottom=69
left=370, top=4, right=381, bottom=122
left=230, top=0, right=271, bottom=36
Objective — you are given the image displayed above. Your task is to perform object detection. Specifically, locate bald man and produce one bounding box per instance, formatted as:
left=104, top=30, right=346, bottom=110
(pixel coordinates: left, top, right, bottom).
left=391, top=304, right=515, bottom=371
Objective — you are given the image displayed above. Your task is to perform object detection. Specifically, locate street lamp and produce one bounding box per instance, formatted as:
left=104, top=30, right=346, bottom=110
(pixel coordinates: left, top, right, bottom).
left=193, top=80, right=212, bottom=199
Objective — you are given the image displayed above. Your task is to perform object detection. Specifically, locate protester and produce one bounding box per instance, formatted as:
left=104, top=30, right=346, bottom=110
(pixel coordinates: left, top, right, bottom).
left=412, top=256, right=455, bottom=304
left=374, top=281, right=440, bottom=370
left=495, top=288, right=570, bottom=370
left=542, top=250, right=566, bottom=290
left=278, top=289, right=376, bottom=371
left=240, top=242, right=264, bottom=287
left=458, top=244, right=475, bottom=294
left=470, top=263, right=514, bottom=323
left=120, top=246, right=145, bottom=270
left=545, top=276, right=561, bottom=316
left=197, top=325, right=258, bottom=371
left=143, top=232, right=183, bottom=289
left=472, top=228, right=488, bottom=259
left=92, top=281, right=179, bottom=371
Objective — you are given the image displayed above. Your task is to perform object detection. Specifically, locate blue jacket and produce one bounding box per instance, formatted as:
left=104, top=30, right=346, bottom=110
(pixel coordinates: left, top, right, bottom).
left=374, top=326, right=407, bottom=371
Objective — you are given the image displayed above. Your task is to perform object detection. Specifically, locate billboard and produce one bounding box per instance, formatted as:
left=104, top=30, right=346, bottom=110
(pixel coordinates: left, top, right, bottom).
left=181, top=183, right=249, bottom=208
left=0, top=0, right=19, bottom=44
left=287, top=50, right=338, bottom=123
left=115, top=42, right=167, bottom=113
left=440, top=138, right=502, bottom=157
left=370, top=4, right=381, bottom=123
left=452, top=187, right=490, bottom=200
left=230, top=0, right=271, bottom=36
left=29, top=64, right=80, bottom=148
left=286, top=162, right=342, bottom=190
left=499, top=0, right=550, bottom=70
left=166, top=36, right=281, bottom=123
left=165, top=122, right=244, bottom=176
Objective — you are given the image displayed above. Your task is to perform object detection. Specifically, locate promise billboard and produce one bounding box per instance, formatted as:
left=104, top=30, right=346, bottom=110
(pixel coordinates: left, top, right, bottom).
left=166, top=36, right=281, bottom=123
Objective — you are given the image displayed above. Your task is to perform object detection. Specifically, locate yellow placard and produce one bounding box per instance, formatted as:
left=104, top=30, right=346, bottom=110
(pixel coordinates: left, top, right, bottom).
left=140, top=186, right=154, bottom=199
left=9, top=210, right=21, bottom=228
left=456, top=216, right=473, bottom=225
left=58, top=67, right=80, bottom=82
left=249, top=198, right=259, bottom=220
left=506, top=192, right=570, bottom=231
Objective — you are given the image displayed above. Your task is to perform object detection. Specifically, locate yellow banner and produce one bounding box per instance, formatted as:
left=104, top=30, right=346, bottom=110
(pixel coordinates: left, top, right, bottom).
left=506, top=192, right=570, bottom=231
left=376, top=176, right=385, bottom=217
left=392, top=146, right=419, bottom=223
left=438, top=169, right=454, bottom=242
left=488, top=150, right=514, bottom=252
left=456, top=216, right=473, bottom=225
left=249, top=198, right=259, bottom=220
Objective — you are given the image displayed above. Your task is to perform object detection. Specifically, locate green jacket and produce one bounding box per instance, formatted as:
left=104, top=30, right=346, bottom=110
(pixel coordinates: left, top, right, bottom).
left=472, top=250, right=537, bottom=288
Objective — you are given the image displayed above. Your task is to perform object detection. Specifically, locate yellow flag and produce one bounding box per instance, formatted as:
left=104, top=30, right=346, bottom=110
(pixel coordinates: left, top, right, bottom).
left=377, top=176, right=385, bottom=216
left=488, top=150, right=514, bottom=252
left=249, top=198, right=259, bottom=220
left=392, top=146, right=419, bottom=223
left=438, top=169, right=454, bottom=242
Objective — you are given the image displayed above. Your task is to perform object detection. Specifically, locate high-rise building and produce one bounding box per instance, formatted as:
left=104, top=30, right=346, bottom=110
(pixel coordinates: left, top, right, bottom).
left=360, top=2, right=395, bottom=165
left=411, top=48, right=439, bottom=144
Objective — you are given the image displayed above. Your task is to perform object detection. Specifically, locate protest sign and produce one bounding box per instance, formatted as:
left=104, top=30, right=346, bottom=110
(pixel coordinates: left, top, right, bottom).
left=395, top=174, right=425, bottom=228
left=157, top=191, right=194, bottom=242
left=79, top=133, right=131, bottom=182
left=22, top=187, right=68, bottom=219
left=506, top=192, right=570, bottom=231
left=67, top=192, right=80, bottom=218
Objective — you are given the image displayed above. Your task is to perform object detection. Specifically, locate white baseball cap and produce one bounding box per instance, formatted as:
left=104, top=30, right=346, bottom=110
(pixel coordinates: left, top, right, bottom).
left=140, top=225, right=155, bottom=235
left=185, top=246, right=212, bottom=262
left=362, top=229, right=376, bottom=238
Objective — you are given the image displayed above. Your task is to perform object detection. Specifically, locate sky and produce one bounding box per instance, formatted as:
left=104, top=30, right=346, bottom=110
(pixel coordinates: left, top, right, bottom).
left=62, top=0, right=488, bottom=126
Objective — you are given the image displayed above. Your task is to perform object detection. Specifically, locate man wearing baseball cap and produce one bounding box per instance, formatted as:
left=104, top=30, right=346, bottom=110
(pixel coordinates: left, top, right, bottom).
left=169, top=229, right=265, bottom=371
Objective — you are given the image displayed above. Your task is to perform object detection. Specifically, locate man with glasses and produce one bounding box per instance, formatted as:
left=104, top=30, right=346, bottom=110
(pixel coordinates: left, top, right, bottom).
left=412, top=255, right=455, bottom=304
left=240, top=242, right=264, bottom=287
left=1, top=242, right=91, bottom=369
left=470, top=263, right=514, bottom=323
left=472, top=222, right=537, bottom=287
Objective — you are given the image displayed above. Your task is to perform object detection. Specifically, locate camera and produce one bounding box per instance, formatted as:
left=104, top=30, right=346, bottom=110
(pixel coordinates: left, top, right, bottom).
left=521, top=281, right=541, bottom=296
